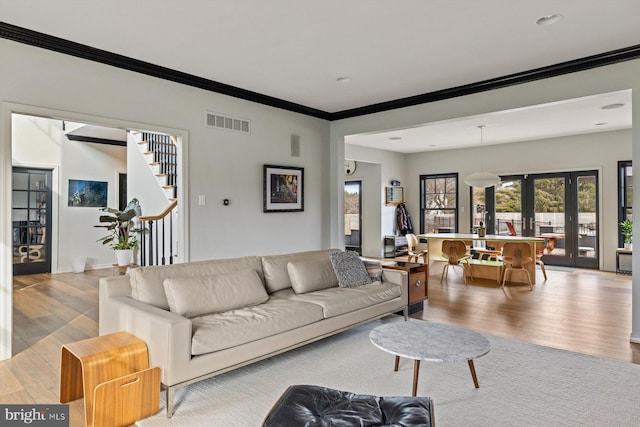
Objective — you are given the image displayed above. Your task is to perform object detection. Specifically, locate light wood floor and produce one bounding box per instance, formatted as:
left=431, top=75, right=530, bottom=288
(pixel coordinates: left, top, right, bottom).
left=1, top=265, right=639, bottom=427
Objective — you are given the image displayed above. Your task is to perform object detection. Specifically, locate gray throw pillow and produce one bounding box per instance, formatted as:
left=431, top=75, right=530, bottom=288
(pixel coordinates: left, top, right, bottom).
left=329, top=251, right=374, bottom=288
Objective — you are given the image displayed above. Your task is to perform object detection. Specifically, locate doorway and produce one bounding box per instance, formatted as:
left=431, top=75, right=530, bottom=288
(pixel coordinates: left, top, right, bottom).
left=345, top=180, right=362, bottom=254
left=12, top=167, right=53, bottom=275
left=491, top=171, right=599, bottom=268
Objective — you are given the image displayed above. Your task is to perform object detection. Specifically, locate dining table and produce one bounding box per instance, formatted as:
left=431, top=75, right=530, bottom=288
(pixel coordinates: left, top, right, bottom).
left=419, top=233, right=545, bottom=285
left=536, top=233, right=565, bottom=254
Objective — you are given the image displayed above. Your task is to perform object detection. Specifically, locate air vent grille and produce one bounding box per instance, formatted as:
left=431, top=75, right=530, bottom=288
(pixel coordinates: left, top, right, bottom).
left=205, top=111, right=250, bottom=134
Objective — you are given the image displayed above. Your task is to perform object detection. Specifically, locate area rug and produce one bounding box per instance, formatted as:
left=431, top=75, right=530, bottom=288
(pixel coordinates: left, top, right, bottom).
left=138, top=317, right=640, bottom=426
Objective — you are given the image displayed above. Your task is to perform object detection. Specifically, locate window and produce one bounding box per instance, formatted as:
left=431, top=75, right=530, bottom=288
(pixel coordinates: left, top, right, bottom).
left=619, top=160, right=632, bottom=247
left=420, top=173, right=458, bottom=234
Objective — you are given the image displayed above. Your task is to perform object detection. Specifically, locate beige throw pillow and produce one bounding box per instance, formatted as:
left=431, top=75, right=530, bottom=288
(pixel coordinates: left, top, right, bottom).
left=287, top=259, right=338, bottom=294
left=163, top=270, right=268, bottom=317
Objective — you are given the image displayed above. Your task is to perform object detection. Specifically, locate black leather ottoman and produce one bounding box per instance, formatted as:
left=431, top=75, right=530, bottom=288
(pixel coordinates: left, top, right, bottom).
left=262, top=384, right=435, bottom=427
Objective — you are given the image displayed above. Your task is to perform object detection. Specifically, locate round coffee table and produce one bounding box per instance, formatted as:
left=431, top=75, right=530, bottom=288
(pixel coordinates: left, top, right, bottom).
left=369, top=320, right=491, bottom=396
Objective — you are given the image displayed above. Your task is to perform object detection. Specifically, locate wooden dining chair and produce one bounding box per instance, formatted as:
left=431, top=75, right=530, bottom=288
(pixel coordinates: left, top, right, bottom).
left=440, top=240, right=470, bottom=284
left=405, top=233, right=428, bottom=264
left=534, top=240, right=548, bottom=281
left=501, top=241, right=534, bottom=289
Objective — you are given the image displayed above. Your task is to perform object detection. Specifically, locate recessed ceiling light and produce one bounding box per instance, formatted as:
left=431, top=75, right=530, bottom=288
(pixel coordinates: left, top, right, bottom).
left=336, top=77, right=352, bottom=83
left=536, top=14, right=563, bottom=26
left=389, top=136, right=402, bottom=140
left=601, top=103, right=624, bottom=110
left=595, top=122, right=608, bottom=126
left=428, top=144, right=437, bottom=147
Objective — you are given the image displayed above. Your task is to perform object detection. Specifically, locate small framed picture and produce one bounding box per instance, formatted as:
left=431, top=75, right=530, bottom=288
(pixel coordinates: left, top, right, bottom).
left=263, top=165, right=304, bottom=212
left=68, top=179, right=108, bottom=207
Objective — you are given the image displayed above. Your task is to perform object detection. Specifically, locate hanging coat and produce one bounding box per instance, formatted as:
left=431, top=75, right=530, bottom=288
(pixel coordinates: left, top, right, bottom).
left=396, top=203, right=413, bottom=235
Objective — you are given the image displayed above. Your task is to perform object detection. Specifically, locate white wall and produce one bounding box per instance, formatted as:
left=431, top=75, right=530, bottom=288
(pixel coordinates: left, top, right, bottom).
left=345, top=143, right=406, bottom=249
left=344, top=160, right=382, bottom=257
left=127, top=132, right=172, bottom=218
left=11, top=114, right=127, bottom=272
left=0, top=39, right=330, bottom=359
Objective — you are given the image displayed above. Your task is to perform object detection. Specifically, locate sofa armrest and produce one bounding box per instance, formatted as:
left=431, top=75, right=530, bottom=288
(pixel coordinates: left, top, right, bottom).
left=381, top=268, right=409, bottom=305
left=99, top=293, right=192, bottom=386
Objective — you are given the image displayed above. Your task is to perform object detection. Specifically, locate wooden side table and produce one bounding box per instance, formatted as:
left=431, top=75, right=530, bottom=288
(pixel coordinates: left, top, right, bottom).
left=60, top=331, right=160, bottom=427
left=383, top=261, right=428, bottom=314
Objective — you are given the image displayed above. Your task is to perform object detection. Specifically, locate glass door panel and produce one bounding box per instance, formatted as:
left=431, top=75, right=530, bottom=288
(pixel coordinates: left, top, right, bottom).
left=576, top=173, right=598, bottom=268
left=495, top=177, right=523, bottom=236
left=471, top=187, right=485, bottom=233
left=486, top=171, right=599, bottom=268
left=344, top=181, right=362, bottom=254
left=12, top=167, right=52, bottom=275
left=531, top=175, right=570, bottom=266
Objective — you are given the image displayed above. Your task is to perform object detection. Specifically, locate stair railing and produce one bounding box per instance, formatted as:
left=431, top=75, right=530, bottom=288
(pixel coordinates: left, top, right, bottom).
left=142, top=131, right=177, bottom=191
left=138, top=200, right=178, bottom=266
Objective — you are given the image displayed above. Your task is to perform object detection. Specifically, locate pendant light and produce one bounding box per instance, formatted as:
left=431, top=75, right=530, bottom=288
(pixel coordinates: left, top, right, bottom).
left=463, top=125, right=501, bottom=188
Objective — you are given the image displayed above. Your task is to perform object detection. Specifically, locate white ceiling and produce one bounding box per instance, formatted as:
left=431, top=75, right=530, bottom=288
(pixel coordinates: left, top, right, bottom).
left=1, top=1, right=638, bottom=152
left=346, top=90, right=632, bottom=153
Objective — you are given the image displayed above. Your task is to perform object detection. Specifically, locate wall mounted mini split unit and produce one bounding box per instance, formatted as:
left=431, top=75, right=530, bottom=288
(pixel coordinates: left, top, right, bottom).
left=204, top=111, right=250, bottom=134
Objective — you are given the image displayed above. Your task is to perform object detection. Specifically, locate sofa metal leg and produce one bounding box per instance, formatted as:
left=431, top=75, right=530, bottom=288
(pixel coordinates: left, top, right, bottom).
left=403, top=307, right=409, bottom=321
left=166, top=386, right=175, bottom=418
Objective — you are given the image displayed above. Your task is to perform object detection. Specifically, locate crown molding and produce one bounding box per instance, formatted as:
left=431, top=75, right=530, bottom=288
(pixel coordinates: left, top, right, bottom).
left=330, top=44, right=640, bottom=120
left=0, top=21, right=332, bottom=120
left=2, top=21, right=639, bottom=122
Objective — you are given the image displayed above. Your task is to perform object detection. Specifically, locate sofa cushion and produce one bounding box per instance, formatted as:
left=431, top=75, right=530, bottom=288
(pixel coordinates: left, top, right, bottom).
left=329, top=251, right=373, bottom=288
left=191, top=297, right=324, bottom=355
left=130, top=256, right=263, bottom=310
left=284, top=281, right=401, bottom=318
left=261, top=249, right=341, bottom=294
left=163, top=270, right=269, bottom=318
left=287, top=259, right=338, bottom=294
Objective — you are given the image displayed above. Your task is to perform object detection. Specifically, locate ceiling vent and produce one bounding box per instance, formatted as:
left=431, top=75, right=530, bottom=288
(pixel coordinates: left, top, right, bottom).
left=205, top=111, right=250, bottom=134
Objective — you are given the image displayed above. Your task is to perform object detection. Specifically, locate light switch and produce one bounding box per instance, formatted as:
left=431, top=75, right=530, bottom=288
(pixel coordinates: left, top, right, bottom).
left=198, top=195, right=206, bottom=206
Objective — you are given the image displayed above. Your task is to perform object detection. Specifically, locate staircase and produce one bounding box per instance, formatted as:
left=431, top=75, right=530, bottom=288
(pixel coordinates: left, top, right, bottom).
left=134, top=131, right=177, bottom=199
left=130, top=130, right=179, bottom=266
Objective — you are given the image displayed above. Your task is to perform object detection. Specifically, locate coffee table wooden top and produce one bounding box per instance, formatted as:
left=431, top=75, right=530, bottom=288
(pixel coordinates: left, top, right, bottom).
left=369, top=320, right=491, bottom=362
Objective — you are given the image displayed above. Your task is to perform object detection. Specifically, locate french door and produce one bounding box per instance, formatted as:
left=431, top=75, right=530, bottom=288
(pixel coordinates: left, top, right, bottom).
left=345, top=181, right=362, bottom=254
left=12, top=167, right=53, bottom=275
left=493, top=171, right=598, bottom=268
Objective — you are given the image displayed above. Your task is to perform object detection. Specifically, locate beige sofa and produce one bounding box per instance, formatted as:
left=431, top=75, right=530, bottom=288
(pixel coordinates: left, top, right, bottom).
left=99, top=249, right=408, bottom=417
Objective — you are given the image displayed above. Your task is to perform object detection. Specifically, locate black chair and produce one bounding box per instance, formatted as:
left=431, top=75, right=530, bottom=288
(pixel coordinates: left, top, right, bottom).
left=263, top=384, right=435, bottom=427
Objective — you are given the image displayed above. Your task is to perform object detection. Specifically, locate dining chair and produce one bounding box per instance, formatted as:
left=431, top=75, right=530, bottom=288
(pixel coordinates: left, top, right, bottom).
left=405, top=233, right=428, bottom=264
left=440, top=240, right=470, bottom=284
left=501, top=241, right=534, bottom=289
left=534, top=240, right=548, bottom=281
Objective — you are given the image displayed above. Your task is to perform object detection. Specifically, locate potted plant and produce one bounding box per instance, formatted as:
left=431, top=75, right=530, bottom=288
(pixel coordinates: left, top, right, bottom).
left=95, top=199, right=142, bottom=266
left=620, top=219, right=633, bottom=250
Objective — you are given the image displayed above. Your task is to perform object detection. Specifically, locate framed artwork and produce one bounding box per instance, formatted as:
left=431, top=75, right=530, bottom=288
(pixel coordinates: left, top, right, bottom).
left=68, top=179, right=108, bottom=207
left=263, top=165, right=304, bottom=212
